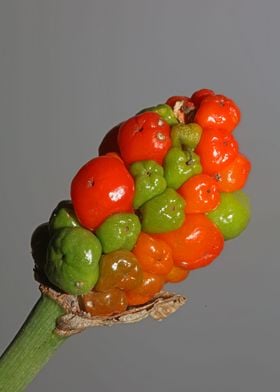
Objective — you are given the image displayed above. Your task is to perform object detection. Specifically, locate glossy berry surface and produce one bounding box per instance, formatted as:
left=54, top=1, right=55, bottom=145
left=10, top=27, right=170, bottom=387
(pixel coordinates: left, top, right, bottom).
left=139, top=188, right=185, bottom=233
left=178, top=174, right=221, bottom=213
left=118, top=112, right=171, bottom=165
left=95, top=250, right=143, bottom=291
left=133, top=232, right=174, bottom=275
left=80, top=288, right=128, bottom=316
left=153, top=214, right=224, bottom=270
left=125, top=272, right=165, bottom=306
left=49, top=200, right=80, bottom=232
left=71, top=155, right=134, bottom=230
left=213, top=153, right=251, bottom=192
left=95, top=213, right=141, bottom=253
left=207, top=191, right=251, bottom=240
left=130, top=160, right=167, bottom=209
left=194, top=94, right=241, bottom=134
left=139, top=103, right=178, bottom=126
left=164, top=148, right=202, bottom=189
left=45, top=227, right=101, bottom=295
left=195, top=128, right=239, bottom=174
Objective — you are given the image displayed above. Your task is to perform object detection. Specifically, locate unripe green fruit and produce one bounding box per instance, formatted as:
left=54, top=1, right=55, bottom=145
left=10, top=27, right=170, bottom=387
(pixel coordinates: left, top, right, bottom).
left=49, top=200, right=80, bottom=232
left=95, top=213, right=141, bottom=253
left=45, top=227, right=101, bottom=295
left=130, top=160, right=167, bottom=209
left=139, top=103, right=178, bottom=125
left=171, top=123, right=202, bottom=150
left=207, top=191, right=251, bottom=240
left=140, top=188, right=185, bottom=233
left=164, top=147, right=202, bottom=189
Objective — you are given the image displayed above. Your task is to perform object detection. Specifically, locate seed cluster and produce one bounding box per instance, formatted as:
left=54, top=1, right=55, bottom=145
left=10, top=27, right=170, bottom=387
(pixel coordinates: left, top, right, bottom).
left=41, top=89, right=251, bottom=317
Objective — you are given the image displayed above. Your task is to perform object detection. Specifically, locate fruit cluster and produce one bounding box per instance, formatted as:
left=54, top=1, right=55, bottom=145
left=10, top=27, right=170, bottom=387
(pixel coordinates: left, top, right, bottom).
left=43, top=89, right=251, bottom=317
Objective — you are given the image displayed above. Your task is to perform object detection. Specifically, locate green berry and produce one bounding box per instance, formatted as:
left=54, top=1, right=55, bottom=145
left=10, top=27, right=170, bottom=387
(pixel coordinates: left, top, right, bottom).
left=130, top=160, right=167, bottom=209
left=95, top=213, right=141, bottom=253
left=207, top=191, right=251, bottom=240
left=140, top=188, right=185, bottom=233
left=49, top=200, right=80, bottom=232
left=171, top=123, right=203, bottom=150
left=138, top=103, right=178, bottom=125
left=45, top=227, right=101, bottom=295
left=164, top=147, right=202, bottom=189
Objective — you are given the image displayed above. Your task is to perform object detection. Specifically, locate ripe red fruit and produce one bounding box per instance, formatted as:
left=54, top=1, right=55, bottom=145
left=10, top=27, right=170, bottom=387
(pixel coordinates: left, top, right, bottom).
left=194, top=94, right=241, bottom=133
left=213, top=153, right=251, bottom=192
left=71, top=154, right=134, bottom=230
left=195, top=128, right=239, bottom=174
left=191, top=88, right=215, bottom=107
left=118, top=112, right=171, bottom=166
left=153, top=214, right=224, bottom=270
left=178, top=174, right=221, bottom=213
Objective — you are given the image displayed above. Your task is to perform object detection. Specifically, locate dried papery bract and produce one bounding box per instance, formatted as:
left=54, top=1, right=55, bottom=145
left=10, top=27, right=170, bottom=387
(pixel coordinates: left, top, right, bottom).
left=40, top=285, right=187, bottom=337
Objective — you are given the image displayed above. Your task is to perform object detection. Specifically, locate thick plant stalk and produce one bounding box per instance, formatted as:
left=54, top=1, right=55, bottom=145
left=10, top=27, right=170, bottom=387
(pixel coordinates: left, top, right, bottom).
left=0, top=286, right=186, bottom=391
left=0, top=295, right=67, bottom=392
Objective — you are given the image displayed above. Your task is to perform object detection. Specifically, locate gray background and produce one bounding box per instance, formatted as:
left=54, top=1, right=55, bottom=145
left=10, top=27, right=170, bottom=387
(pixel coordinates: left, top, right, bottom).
left=0, top=1, right=279, bottom=391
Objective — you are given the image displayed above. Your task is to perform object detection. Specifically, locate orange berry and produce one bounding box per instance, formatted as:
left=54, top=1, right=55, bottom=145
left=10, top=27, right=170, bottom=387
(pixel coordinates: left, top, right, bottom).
left=80, top=288, right=128, bottom=316
left=95, top=250, right=143, bottom=292
left=133, top=232, right=174, bottom=275
left=126, top=272, right=165, bottom=306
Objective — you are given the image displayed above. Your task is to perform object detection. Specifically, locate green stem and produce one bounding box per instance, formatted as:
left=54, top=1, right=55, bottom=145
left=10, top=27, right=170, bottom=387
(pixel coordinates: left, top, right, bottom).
left=0, top=295, right=67, bottom=392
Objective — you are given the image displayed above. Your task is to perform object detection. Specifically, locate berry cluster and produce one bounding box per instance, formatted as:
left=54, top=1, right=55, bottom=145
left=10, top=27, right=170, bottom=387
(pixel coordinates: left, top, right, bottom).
left=43, top=89, right=251, bottom=317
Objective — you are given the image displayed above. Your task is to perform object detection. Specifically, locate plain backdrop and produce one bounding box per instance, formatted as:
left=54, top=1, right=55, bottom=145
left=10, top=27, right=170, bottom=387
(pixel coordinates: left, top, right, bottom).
left=0, top=1, right=279, bottom=391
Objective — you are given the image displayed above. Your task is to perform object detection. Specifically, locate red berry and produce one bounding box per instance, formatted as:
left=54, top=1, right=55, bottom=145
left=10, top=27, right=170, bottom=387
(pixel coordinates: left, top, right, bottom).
left=178, top=174, right=221, bottom=213
left=194, top=94, right=241, bottom=133
left=191, top=88, right=215, bottom=107
left=153, top=214, right=224, bottom=270
left=195, top=128, right=239, bottom=175
left=118, top=112, right=171, bottom=165
left=213, top=153, right=251, bottom=192
left=71, top=155, right=134, bottom=230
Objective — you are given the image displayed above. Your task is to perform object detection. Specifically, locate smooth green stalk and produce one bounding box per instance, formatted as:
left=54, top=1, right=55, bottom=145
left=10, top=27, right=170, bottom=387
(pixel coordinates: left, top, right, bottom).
left=0, top=295, right=67, bottom=392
